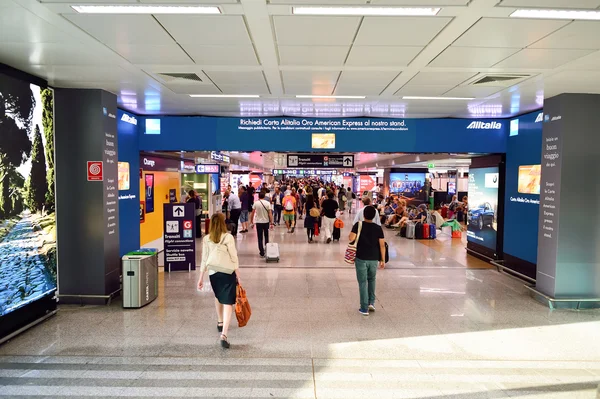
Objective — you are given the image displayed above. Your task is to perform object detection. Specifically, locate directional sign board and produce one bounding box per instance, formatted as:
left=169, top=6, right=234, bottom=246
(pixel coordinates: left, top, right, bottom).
left=286, top=154, right=354, bottom=169
left=163, top=203, right=196, bottom=272
left=173, top=205, right=185, bottom=218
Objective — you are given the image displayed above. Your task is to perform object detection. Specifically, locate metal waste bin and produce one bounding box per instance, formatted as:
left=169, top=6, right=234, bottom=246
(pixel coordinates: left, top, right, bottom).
left=122, top=249, right=158, bottom=308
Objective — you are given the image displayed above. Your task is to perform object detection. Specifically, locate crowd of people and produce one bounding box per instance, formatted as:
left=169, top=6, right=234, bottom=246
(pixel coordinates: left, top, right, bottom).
left=198, top=178, right=467, bottom=349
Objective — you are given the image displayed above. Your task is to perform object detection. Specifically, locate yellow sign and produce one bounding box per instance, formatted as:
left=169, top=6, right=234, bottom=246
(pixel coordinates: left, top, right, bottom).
left=518, top=165, right=541, bottom=194
left=312, top=133, right=335, bottom=149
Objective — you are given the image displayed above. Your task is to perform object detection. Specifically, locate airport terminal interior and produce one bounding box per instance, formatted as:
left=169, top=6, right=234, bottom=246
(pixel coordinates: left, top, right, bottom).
left=2, top=0, right=600, bottom=398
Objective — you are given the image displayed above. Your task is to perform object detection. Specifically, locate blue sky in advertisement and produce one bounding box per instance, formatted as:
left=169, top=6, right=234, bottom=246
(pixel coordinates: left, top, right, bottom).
left=138, top=116, right=507, bottom=153
left=504, top=110, right=543, bottom=265
left=467, top=166, right=500, bottom=251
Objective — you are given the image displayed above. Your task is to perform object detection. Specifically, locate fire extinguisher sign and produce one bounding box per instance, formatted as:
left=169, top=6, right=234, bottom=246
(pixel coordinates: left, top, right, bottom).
left=87, top=161, right=103, bottom=181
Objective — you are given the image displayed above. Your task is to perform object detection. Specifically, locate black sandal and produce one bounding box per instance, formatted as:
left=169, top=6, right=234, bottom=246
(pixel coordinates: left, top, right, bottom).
left=220, top=334, right=230, bottom=349
left=217, top=322, right=223, bottom=333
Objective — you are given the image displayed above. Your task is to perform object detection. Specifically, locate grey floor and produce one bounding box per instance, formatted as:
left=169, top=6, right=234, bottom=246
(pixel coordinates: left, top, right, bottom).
left=2, top=212, right=600, bottom=398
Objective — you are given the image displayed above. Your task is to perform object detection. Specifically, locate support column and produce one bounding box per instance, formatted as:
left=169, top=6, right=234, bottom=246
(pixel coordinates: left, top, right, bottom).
left=535, top=93, right=600, bottom=307
left=55, top=89, right=120, bottom=304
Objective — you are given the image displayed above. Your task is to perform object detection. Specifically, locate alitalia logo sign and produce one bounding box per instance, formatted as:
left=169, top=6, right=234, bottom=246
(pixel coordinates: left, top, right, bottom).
left=466, top=121, right=502, bottom=130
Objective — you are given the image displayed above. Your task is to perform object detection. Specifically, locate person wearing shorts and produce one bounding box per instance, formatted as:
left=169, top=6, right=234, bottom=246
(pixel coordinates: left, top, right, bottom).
left=282, top=191, right=297, bottom=233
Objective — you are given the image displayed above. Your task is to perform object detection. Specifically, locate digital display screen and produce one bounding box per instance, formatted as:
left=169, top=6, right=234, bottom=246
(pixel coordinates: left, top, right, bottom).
left=145, top=118, right=161, bottom=135
left=0, top=74, right=57, bottom=321
left=467, top=167, right=499, bottom=250
left=448, top=181, right=456, bottom=195
left=312, top=133, right=335, bottom=149
left=118, top=162, right=130, bottom=190
left=518, top=165, right=541, bottom=194
left=389, top=172, right=427, bottom=206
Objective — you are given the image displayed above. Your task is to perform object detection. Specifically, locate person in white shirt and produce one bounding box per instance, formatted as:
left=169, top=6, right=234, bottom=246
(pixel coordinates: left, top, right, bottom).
left=432, top=204, right=445, bottom=228
left=227, top=191, right=242, bottom=235
left=353, top=197, right=382, bottom=226
left=198, top=213, right=240, bottom=349
left=250, top=191, right=274, bottom=258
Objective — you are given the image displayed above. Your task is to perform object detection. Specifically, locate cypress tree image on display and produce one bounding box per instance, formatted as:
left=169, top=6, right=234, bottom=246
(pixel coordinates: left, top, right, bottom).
left=0, top=84, right=33, bottom=219
left=41, top=88, right=54, bottom=211
left=26, top=125, right=47, bottom=212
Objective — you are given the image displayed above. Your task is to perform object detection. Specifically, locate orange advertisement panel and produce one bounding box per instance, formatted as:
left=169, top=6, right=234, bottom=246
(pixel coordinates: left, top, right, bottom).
left=359, top=175, right=376, bottom=192
left=518, top=165, right=541, bottom=194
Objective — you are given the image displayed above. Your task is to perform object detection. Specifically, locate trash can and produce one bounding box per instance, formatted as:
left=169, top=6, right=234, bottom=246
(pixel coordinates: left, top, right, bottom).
left=122, top=249, right=158, bottom=309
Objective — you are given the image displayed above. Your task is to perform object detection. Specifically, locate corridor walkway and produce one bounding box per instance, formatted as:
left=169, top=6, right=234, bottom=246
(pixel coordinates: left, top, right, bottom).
left=1, top=212, right=599, bottom=398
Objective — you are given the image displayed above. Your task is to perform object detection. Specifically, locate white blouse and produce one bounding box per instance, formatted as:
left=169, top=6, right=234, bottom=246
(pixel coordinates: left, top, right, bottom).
left=200, top=233, right=239, bottom=275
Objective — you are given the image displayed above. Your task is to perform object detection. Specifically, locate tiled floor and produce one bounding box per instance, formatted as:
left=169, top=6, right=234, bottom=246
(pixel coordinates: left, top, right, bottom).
left=2, top=212, right=600, bottom=398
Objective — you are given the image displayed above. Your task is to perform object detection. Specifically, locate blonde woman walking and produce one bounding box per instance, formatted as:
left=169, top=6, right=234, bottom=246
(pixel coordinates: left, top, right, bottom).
left=198, top=213, right=241, bottom=349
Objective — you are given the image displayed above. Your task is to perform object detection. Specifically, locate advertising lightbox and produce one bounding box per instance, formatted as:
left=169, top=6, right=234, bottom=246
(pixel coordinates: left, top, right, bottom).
left=518, top=165, right=541, bottom=195
left=467, top=167, right=499, bottom=251
left=389, top=172, right=427, bottom=206
left=0, top=70, right=57, bottom=340
left=311, top=133, right=335, bottom=149
left=118, top=162, right=130, bottom=190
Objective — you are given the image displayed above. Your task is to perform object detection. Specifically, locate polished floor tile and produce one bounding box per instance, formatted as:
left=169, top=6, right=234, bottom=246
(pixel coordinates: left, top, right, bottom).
left=2, top=211, right=600, bottom=397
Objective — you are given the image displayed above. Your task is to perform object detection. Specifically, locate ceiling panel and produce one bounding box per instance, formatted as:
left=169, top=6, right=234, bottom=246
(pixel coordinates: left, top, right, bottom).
left=27, top=65, right=132, bottom=83
left=274, top=16, right=360, bottom=46
left=116, top=44, right=193, bottom=65
left=205, top=70, right=266, bottom=86
left=167, top=84, right=220, bottom=95
left=270, top=0, right=366, bottom=3
left=334, top=85, right=387, bottom=96
left=284, top=84, right=335, bottom=96
left=219, top=83, right=270, bottom=95
left=443, top=86, right=503, bottom=98
left=278, top=45, right=349, bottom=66
left=156, top=16, right=251, bottom=46
left=373, top=0, right=468, bottom=3
left=0, top=43, right=114, bottom=66
left=395, top=85, right=454, bottom=97
left=454, top=18, right=569, bottom=48
left=346, top=46, right=422, bottom=67
left=65, top=14, right=172, bottom=45
left=282, top=70, right=340, bottom=86
left=338, top=70, right=399, bottom=86
left=407, top=71, right=476, bottom=86
left=494, top=48, right=595, bottom=69
left=429, top=47, right=520, bottom=68
left=182, top=45, right=258, bottom=66
left=530, top=22, right=600, bottom=50
left=499, top=0, right=600, bottom=8
left=0, top=8, right=75, bottom=43
left=355, top=17, right=451, bottom=46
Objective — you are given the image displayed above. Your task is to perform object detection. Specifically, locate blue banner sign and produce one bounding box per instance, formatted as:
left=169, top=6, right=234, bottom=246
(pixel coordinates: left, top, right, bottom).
left=138, top=116, right=508, bottom=154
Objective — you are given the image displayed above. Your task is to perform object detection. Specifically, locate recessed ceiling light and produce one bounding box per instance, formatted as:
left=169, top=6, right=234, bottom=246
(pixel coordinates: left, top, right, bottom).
left=403, top=96, right=475, bottom=100
left=510, top=9, right=600, bottom=20
left=296, top=95, right=366, bottom=99
left=189, top=94, right=260, bottom=98
left=71, top=5, right=221, bottom=14
left=292, top=6, right=440, bottom=16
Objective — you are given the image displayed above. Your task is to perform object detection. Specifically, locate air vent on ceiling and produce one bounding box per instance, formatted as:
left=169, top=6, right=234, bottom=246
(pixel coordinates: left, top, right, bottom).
left=467, top=73, right=533, bottom=87
left=156, top=73, right=203, bottom=83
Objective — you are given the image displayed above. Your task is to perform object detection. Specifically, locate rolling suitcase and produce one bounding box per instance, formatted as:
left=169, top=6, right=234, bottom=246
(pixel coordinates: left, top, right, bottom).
left=399, top=225, right=407, bottom=237
left=332, top=226, right=341, bottom=241
left=414, top=223, right=423, bottom=239
left=266, top=242, right=280, bottom=263
left=422, top=224, right=430, bottom=239
left=406, top=222, right=416, bottom=239
left=429, top=224, right=437, bottom=239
